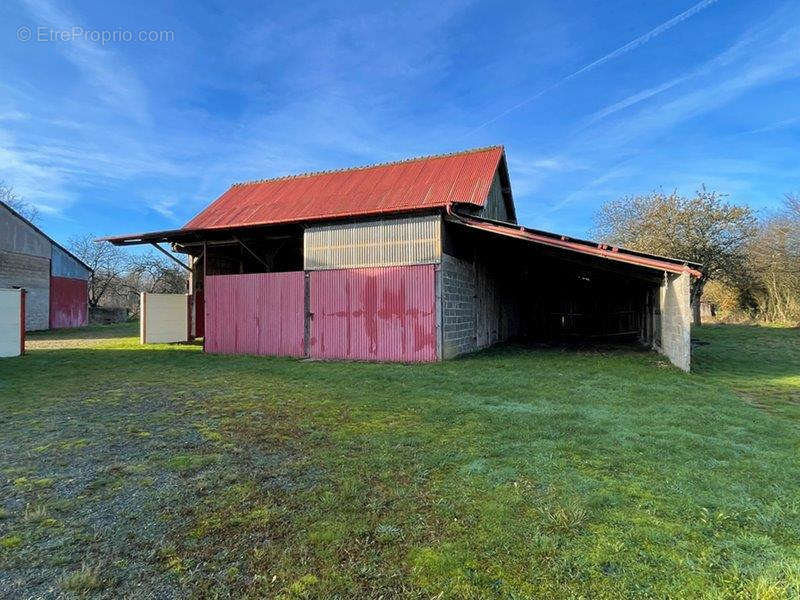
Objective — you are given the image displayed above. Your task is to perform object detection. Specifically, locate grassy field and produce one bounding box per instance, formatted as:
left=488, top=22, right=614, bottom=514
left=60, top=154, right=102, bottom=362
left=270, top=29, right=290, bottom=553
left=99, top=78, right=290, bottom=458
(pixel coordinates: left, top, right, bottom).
left=0, top=323, right=798, bottom=599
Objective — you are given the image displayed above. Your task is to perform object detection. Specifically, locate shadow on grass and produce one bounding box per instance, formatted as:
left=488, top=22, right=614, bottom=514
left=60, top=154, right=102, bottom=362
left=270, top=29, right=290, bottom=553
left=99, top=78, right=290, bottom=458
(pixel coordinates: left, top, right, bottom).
left=27, top=321, right=139, bottom=341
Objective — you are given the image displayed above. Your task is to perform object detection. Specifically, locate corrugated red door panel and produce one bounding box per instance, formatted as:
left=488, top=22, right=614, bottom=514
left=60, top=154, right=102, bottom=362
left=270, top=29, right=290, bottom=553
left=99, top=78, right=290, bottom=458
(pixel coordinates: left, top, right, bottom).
left=49, top=276, right=88, bottom=329
left=310, top=265, right=437, bottom=362
left=204, top=272, right=304, bottom=357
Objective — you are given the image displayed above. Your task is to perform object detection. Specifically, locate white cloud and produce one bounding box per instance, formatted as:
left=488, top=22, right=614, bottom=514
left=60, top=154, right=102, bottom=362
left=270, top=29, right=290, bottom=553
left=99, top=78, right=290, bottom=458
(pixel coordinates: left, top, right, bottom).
left=586, top=7, right=800, bottom=146
left=2, top=0, right=478, bottom=225
left=541, top=4, right=800, bottom=217
left=0, top=110, right=30, bottom=121
left=20, top=0, right=151, bottom=125
left=462, top=0, right=721, bottom=137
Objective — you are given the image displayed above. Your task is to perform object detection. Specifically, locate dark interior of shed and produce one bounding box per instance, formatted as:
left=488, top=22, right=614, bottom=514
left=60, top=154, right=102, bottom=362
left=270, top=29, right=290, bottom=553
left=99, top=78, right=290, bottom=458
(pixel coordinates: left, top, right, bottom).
left=199, top=234, right=303, bottom=276
left=175, top=225, right=305, bottom=286
left=445, top=223, right=664, bottom=347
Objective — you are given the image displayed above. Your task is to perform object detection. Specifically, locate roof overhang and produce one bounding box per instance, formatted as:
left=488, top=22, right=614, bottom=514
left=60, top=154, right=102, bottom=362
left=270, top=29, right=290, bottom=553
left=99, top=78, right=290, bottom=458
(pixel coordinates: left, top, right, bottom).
left=98, top=207, right=443, bottom=247
left=449, top=214, right=703, bottom=278
left=99, top=227, right=195, bottom=246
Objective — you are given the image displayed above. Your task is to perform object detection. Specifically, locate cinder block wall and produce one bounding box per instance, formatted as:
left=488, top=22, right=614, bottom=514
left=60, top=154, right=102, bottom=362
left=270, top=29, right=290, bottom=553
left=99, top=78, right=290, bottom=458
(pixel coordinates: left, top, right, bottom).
left=441, top=253, right=477, bottom=358
left=657, top=272, right=692, bottom=371
left=0, top=251, right=50, bottom=330
left=440, top=252, right=514, bottom=358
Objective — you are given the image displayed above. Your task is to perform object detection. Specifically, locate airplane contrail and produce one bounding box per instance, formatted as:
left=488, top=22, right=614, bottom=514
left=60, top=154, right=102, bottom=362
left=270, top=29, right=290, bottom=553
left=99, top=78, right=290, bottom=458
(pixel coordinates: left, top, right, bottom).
left=463, top=0, right=721, bottom=137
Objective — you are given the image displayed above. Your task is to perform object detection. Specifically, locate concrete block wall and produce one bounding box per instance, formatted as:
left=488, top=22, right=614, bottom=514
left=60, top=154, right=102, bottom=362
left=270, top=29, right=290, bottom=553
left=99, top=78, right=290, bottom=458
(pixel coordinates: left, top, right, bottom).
left=441, top=251, right=513, bottom=358
left=0, top=250, right=50, bottom=330
left=441, top=253, right=477, bottom=358
left=657, top=271, right=692, bottom=371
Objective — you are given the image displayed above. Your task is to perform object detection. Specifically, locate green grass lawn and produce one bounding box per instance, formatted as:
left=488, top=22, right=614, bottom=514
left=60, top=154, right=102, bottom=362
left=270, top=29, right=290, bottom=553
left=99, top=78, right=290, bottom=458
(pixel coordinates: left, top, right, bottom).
left=1, top=323, right=798, bottom=599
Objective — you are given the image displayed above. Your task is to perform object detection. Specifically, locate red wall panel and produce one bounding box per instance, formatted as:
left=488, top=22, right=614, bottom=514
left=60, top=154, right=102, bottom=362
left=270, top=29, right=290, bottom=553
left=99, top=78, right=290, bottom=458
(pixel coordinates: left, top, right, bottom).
left=49, top=276, right=88, bottom=329
left=193, top=290, right=204, bottom=338
left=204, top=272, right=304, bottom=357
left=310, top=265, right=437, bottom=362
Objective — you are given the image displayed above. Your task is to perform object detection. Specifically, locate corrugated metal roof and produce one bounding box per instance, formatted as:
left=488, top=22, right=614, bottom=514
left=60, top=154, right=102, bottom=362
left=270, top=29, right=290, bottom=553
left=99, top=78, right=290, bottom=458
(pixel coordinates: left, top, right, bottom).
left=452, top=215, right=703, bottom=278
left=183, top=146, right=504, bottom=231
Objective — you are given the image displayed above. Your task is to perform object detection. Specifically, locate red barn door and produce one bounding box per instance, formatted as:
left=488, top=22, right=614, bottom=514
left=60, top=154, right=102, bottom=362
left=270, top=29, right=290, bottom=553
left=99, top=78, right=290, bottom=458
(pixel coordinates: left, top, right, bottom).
left=204, top=272, right=304, bottom=357
left=309, top=265, right=437, bottom=362
left=49, top=276, right=88, bottom=329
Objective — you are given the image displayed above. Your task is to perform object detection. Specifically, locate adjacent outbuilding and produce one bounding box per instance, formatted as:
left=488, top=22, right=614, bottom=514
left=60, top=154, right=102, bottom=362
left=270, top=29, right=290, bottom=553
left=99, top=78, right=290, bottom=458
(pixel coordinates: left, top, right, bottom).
left=1, top=201, right=91, bottom=331
left=104, top=146, right=701, bottom=370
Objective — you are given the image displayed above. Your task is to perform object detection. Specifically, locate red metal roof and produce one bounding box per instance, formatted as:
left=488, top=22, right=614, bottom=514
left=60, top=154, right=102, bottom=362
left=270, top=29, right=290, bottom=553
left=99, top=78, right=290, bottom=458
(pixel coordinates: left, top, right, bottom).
left=452, top=215, right=703, bottom=278
left=183, top=146, right=504, bottom=230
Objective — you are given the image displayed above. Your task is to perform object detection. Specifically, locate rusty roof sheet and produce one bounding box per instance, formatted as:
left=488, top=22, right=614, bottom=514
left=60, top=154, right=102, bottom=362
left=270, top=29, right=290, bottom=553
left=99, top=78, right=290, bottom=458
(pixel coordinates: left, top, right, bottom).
left=183, top=146, right=504, bottom=230
left=452, top=215, right=703, bottom=278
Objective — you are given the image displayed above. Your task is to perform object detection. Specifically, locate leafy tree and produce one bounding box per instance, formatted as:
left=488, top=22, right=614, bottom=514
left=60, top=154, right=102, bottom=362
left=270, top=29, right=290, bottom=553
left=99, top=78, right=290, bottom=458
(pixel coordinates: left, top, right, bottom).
left=594, top=187, right=757, bottom=325
left=746, top=194, right=800, bottom=323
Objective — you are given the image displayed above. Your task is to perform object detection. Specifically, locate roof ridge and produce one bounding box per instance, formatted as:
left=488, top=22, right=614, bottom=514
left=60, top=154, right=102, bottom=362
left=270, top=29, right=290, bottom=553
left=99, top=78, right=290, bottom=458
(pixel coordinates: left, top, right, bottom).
left=229, top=145, right=504, bottom=188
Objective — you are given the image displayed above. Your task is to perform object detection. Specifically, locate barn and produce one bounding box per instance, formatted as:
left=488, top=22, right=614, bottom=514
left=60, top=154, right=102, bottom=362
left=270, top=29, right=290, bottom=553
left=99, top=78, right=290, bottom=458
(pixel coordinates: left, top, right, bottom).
left=1, top=201, right=92, bottom=331
left=105, top=146, right=701, bottom=370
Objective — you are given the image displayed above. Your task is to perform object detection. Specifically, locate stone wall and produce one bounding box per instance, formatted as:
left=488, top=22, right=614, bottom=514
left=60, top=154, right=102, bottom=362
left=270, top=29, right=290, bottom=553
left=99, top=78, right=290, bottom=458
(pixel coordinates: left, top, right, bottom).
left=657, top=271, right=692, bottom=371
left=0, top=250, right=50, bottom=330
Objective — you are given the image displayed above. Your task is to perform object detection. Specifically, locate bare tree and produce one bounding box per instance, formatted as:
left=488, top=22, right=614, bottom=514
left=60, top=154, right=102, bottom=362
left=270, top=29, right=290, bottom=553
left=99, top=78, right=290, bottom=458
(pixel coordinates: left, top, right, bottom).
left=126, top=252, right=187, bottom=295
left=68, top=235, right=188, bottom=314
left=594, top=187, right=757, bottom=325
left=68, top=234, right=131, bottom=308
left=0, top=181, right=40, bottom=224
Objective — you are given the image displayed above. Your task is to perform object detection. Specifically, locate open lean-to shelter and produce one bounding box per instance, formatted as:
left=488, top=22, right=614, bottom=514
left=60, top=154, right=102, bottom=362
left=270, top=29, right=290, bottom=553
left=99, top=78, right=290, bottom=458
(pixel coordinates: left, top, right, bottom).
left=104, top=146, right=701, bottom=370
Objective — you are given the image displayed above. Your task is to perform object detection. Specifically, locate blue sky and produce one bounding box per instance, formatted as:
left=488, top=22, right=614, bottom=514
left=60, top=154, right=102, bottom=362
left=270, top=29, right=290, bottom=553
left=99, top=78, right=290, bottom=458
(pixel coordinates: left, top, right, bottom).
left=1, top=0, right=798, bottom=245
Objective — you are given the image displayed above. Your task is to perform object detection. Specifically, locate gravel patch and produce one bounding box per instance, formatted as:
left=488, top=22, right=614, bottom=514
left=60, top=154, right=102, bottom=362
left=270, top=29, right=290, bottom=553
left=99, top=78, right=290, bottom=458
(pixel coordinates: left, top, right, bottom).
left=0, top=388, right=299, bottom=599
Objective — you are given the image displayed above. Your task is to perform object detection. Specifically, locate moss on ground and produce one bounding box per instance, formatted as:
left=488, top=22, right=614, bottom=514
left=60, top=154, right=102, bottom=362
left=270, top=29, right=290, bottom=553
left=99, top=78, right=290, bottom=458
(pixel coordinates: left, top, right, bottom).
left=0, top=323, right=798, bottom=598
